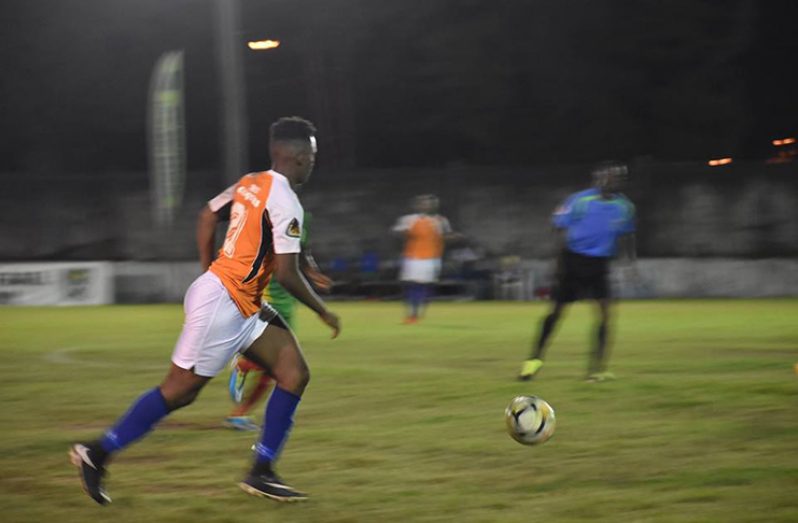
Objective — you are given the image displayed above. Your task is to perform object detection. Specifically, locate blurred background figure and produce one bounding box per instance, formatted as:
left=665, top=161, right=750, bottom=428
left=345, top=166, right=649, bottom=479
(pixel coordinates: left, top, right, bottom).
left=519, top=161, right=636, bottom=382
left=392, top=194, right=459, bottom=323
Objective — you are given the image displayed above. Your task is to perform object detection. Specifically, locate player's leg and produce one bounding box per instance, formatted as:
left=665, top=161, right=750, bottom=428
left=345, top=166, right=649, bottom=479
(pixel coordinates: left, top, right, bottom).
left=70, top=364, right=210, bottom=504
left=535, top=300, right=566, bottom=359
left=416, top=258, right=441, bottom=319
left=225, top=356, right=270, bottom=430
left=105, top=272, right=229, bottom=445
left=417, top=283, right=432, bottom=317
left=411, top=283, right=422, bottom=321
left=225, top=302, right=294, bottom=429
left=400, top=258, right=423, bottom=323
left=519, top=300, right=566, bottom=381
left=403, top=282, right=421, bottom=323
left=519, top=253, right=572, bottom=381
left=242, top=376, right=273, bottom=413
left=241, top=306, right=295, bottom=412
left=585, top=258, right=614, bottom=381
left=238, top=317, right=310, bottom=501
left=160, top=363, right=214, bottom=408
left=586, top=298, right=615, bottom=381
left=70, top=271, right=239, bottom=504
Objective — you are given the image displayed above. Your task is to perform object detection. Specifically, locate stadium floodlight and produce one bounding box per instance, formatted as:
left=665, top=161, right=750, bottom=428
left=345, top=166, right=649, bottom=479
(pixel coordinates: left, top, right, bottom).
left=708, top=157, right=733, bottom=166
left=248, top=39, right=281, bottom=51
left=772, top=137, right=796, bottom=146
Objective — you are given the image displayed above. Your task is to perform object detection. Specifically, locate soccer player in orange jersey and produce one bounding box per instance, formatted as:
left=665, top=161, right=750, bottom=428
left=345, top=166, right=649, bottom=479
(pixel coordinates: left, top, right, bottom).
left=70, top=117, right=339, bottom=504
left=392, top=194, right=458, bottom=323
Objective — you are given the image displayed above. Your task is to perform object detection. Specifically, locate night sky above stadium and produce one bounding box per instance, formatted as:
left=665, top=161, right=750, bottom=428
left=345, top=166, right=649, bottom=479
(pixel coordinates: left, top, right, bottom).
left=0, top=0, right=796, bottom=174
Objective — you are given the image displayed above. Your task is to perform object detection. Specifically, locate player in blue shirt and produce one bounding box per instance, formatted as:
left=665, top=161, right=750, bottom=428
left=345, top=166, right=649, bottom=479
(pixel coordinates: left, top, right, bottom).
left=519, top=161, right=636, bottom=382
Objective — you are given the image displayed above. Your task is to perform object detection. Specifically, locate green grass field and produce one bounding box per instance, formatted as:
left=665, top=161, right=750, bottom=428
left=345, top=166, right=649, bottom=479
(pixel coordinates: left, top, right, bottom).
left=1, top=300, right=797, bottom=522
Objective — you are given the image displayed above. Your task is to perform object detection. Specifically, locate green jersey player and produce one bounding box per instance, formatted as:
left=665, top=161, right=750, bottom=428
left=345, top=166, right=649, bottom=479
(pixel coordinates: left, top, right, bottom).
left=225, top=212, right=332, bottom=430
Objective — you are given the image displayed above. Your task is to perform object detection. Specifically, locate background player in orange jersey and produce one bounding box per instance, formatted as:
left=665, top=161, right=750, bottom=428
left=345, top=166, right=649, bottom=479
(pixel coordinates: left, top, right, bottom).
left=392, top=194, right=460, bottom=323
left=70, top=117, right=340, bottom=504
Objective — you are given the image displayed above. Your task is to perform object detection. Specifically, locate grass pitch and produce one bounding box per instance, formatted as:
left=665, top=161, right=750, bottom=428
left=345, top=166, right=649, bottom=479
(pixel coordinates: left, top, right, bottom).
left=0, top=300, right=796, bottom=522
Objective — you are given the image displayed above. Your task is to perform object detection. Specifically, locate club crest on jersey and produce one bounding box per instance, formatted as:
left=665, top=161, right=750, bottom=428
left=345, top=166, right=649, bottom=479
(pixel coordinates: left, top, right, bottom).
left=286, top=218, right=301, bottom=238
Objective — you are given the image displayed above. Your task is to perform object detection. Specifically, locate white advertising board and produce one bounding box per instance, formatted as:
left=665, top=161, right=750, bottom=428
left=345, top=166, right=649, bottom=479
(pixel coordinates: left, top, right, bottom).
left=0, top=262, right=113, bottom=306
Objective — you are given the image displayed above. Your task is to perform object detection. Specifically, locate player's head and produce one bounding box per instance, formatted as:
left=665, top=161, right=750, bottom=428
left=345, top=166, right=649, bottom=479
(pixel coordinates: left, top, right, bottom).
left=414, top=194, right=439, bottom=214
left=269, top=116, right=318, bottom=185
left=592, top=161, right=628, bottom=193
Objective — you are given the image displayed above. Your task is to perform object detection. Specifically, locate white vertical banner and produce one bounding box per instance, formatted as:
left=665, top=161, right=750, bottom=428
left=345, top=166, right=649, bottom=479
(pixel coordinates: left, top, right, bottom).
left=148, top=51, right=186, bottom=227
left=0, top=263, right=114, bottom=306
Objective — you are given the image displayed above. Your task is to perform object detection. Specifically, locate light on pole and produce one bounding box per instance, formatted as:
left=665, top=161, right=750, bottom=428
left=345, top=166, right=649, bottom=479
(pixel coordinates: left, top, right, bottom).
left=248, top=39, right=281, bottom=51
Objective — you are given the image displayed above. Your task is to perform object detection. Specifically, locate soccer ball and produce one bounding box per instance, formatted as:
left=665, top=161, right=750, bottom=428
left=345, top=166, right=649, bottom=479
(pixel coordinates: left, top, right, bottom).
left=505, top=395, right=556, bottom=446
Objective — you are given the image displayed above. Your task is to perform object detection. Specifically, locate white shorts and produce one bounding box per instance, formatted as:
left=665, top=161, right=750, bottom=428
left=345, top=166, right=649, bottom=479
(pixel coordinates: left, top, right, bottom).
left=171, top=271, right=269, bottom=377
left=399, top=258, right=442, bottom=283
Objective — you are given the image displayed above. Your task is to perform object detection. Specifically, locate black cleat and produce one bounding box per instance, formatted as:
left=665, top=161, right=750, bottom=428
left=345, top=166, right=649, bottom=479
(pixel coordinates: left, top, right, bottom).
left=239, top=465, right=307, bottom=502
left=69, top=443, right=111, bottom=505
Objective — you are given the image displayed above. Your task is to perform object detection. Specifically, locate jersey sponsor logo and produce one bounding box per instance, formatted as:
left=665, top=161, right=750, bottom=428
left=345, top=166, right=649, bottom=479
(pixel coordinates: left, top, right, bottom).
left=236, top=185, right=262, bottom=207
left=286, top=218, right=301, bottom=238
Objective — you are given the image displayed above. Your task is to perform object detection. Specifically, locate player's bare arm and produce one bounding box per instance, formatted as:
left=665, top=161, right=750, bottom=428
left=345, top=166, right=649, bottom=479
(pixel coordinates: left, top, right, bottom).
left=300, top=251, right=333, bottom=293
left=197, top=205, right=220, bottom=272
left=444, top=231, right=466, bottom=243
left=275, top=253, right=340, bottom=337
left=391, top=228, right=408, bottom=239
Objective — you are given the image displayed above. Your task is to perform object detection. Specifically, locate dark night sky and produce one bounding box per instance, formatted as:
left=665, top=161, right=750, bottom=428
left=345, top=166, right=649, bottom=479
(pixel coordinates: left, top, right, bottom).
left=0, top=0, right=795, bottom=175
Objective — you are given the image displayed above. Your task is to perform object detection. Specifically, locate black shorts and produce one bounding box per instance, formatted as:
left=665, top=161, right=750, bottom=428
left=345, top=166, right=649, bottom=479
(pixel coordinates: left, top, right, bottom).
left=551, top=250, right=610, bottom=303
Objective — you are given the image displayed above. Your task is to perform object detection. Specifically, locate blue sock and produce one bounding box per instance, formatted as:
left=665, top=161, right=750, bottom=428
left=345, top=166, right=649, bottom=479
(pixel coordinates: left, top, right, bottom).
left=411, top=284, right=423, bottom=317
left=418, top=284, right=430, bottom=311
left=404, top=284, right=416, bottom=317
left=254, top=387, right=301, bottom=463
left=100, top=388, right=170, bottom=453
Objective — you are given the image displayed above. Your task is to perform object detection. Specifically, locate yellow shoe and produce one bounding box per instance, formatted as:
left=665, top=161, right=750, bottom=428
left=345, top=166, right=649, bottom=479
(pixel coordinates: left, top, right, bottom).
left=518, top=359, right=543, bottom=381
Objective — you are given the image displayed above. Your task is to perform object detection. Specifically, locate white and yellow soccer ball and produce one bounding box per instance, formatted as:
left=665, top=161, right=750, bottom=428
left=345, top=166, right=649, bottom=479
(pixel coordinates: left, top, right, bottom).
left=505, top=395, right=556, bottom=446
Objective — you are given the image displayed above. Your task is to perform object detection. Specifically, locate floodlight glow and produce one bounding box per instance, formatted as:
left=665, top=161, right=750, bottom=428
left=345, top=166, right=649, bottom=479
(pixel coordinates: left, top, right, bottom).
left=772, top=137, right=796, bottom=146
left=248, top=40, right=281, bottom=51
left=708, top=158, right=733, bottom=166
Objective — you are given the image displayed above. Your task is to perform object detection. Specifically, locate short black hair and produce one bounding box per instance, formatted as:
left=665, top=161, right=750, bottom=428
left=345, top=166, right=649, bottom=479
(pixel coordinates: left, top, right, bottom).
left=270, top=116, right=316, bottom=144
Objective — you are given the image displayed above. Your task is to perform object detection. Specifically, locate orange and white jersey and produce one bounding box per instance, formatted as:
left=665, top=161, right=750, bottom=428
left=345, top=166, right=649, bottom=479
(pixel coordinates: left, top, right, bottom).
left=393, top=213, right=451, bottom=260
left=208, top=170, right=303, bottom=317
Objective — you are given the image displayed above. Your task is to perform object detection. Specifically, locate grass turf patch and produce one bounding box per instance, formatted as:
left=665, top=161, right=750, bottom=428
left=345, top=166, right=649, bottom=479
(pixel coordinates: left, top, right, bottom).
left=0, top=300, right=796, bottom=522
